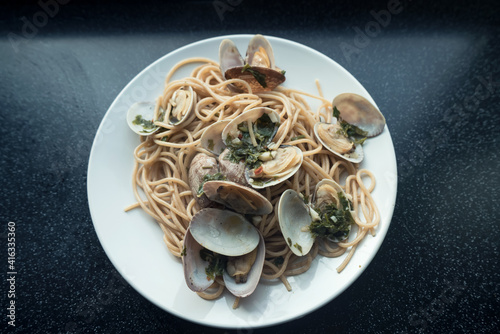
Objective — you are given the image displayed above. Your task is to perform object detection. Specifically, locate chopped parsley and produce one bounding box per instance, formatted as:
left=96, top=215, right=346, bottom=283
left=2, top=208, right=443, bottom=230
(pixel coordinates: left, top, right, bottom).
left=132, top=115, right=155, bottom=129
left=242, top=64, right=267, bottom=88
left=199, top=249, right=226, bottom=280
left=207, top=139, right=215, bottom=151
left=225, top=113, right=278, bottom=169
left=197, top=172, right=226, bottom=196
left=309, top=191, right=354, bottom=241
left=180, top=246, right=186, bottom=257
left=293, top=243, right=303, bottom=253
left=333, top=106, right=368, bottom=140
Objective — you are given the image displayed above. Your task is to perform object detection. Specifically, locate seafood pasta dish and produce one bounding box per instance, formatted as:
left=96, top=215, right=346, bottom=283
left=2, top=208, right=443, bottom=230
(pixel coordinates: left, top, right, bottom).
left=125, top=34, right=385, bottom=308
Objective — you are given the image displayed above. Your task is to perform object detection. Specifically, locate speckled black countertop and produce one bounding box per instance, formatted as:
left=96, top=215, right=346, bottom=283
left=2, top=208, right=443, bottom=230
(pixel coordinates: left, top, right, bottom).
left=1, top=0, right=499, bottom=333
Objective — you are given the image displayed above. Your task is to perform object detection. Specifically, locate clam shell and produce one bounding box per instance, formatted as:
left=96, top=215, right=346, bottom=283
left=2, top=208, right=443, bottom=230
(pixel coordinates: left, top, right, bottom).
left=219, top=39, right=244, bottom=78
left=223, top=231, right=265, bottom=298
left=182, top=228, right=214, bottom=292
left=203, top=180, right=273, bottom=215
left=190, top=208, right=259, bottom=257
left=200, top=120, right=229, bottom=156
left=314, top=122, right=364, bottom=163
left=224, top=66, right=285, bottom=93
left=332, top=93, right=385, bottom=138
left=245, top=34, right=276, bottom=68
left=246, top=146, right=303, bottom=189
left=126, top=101, right=159, bottom=135
left=278, top=189, right=315, bottom=256
left=168, top=86, right=196, bottom=127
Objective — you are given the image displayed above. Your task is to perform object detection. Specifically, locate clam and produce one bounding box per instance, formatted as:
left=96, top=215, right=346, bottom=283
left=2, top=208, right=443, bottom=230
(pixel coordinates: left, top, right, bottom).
left=332, top=93, right=385, bottom=138
left=183, top=228, right=214, bottom=292
left=223, top=231, right=265, bottom=297
left=222, top=107, right=303, bottom=189
left=277, top=179, right=354, bottom=256
left=167, top=86, right=197, bottom=126
left=314, top=122, right=364, bottom=163
left=246, top=146, right=303, bottom=189
left=188, top=153, right=220, bottom=208
left=203, top=180, right=273, bottom=215
left=126, top=101, right=159, bottom=135
left=219, top=35, right=286, bottom=93
left=277, top=189, right=315, bottom=256
left=222, top=107, right=280, bottom=148
left=200, top=120, right=229, bottom=156
left=183, top=208, right=265, bottom=298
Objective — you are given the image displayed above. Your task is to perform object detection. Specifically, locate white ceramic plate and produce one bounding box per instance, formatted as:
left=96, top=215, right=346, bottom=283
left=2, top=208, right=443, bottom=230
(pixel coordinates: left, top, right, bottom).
left=87, top=35, right=397, bottom=329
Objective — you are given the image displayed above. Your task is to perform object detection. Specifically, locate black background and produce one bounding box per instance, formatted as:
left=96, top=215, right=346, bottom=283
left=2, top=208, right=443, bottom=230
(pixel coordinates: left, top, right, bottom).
left=1, top=0, right=499, bottom=333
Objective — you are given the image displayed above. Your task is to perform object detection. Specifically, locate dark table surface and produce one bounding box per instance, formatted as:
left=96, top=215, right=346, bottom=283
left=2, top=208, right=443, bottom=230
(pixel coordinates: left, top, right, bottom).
left=1, top=0, right=499, bottom=333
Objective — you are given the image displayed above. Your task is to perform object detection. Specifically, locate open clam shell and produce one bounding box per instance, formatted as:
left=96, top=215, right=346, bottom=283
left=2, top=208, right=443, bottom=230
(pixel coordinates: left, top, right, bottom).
left=278, top=189, right=315, bottom=256
left=332, top=93, right=385, bottom=138
left=219, top=35, right=285, bottom=92
left=223, top=231, right=265, bottom=298
left=167, top=86, right=197, bottom=127
left=222, top=107, right=280, bottom=147
left=200, top=120, right=229, bottom=156
left=312, top=179, right=353, bottom=242
left=203, top=180, right=273, bottom=215
left=245, top=34, right=276, bottom=68
left=126, top=101, right=159, bottom=135
left=219, top=39, right=245, bottom=79
left=246, top=146, right=303, bottom=189
left=182, top=228, right=214, bottom=292
left=314, top=122, right=364, bottom=163
left=189, top=208, right=260, bottom=257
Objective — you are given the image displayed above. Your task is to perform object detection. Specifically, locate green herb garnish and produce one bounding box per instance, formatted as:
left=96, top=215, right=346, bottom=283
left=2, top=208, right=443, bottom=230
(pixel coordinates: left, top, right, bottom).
left=180, top=246, right=186, bottom=257
left=132, top=115, right=155, bottom=129
left=225, top=113, right=278, bottom=169
left=280, top=70, right=286, bottom=75
left=197, top=172, right=226, bottom=196
left=309, top=191, right=354, bottom=241
left=199, top=249, right=226, bottom=280
left=242, top=64, right=267, bottom=88
left=293, top=243, right=303, bottom=254
left=207, top=139, right=215, bottom=151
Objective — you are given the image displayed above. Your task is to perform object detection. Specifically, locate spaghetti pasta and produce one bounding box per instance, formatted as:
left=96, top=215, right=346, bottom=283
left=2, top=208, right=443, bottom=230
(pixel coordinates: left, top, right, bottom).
left=126, top=57, right=380, bottom=301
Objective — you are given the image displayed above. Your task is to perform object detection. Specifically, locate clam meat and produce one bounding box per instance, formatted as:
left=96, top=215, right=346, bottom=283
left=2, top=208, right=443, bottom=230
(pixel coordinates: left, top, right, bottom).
left=314, top=122, right=364, bottom=163
left=167, top=86, right=197, bottom=126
